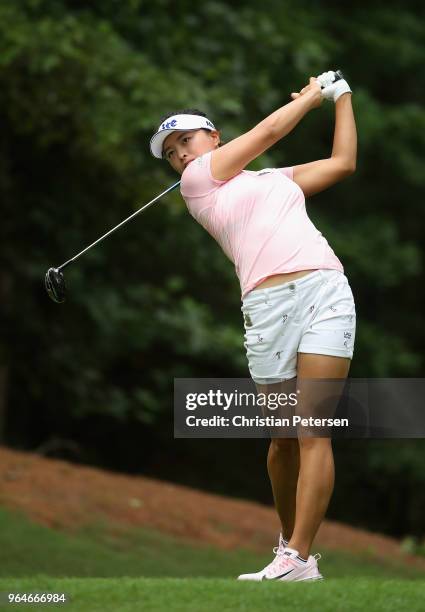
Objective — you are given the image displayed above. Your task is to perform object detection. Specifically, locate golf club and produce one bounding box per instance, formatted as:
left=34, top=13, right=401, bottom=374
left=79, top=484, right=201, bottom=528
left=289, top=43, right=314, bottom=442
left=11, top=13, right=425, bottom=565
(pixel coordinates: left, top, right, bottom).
left=45, top=180, right=181, bottom=303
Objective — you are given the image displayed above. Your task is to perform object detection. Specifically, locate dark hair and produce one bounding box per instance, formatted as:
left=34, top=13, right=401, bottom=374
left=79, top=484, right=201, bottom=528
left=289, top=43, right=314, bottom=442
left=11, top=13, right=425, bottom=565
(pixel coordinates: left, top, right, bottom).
left=158, top=108, right=223, bottom=159
left=158, top=108, right=208, bottom=124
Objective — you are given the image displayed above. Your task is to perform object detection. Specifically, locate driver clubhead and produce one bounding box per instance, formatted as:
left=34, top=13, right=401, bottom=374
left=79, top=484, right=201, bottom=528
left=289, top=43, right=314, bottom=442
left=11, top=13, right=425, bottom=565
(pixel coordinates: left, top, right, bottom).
left=45, top=267, right=66, bottom=303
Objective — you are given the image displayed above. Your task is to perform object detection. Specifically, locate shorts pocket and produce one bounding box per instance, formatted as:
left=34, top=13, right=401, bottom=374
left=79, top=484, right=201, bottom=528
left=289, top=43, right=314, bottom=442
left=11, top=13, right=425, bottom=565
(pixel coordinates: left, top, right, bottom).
left=300, top=281, right=356, bottom=355
left=307, top=279, right=356, bottom=327
left=242, top=295, right=297, bottom=359
left=241, top=299, right=272, bottom=329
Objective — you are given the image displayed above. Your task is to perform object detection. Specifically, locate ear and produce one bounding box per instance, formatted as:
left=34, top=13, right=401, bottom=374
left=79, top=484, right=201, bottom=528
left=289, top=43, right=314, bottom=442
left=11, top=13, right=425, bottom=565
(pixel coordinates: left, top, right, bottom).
left=210, top=129, right=221, bottom=146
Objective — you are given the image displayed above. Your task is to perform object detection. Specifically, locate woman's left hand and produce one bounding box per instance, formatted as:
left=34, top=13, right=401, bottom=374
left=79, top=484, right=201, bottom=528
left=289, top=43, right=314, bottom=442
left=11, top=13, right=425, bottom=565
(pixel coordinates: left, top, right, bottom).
left=290, top=77, right=323, bottom=108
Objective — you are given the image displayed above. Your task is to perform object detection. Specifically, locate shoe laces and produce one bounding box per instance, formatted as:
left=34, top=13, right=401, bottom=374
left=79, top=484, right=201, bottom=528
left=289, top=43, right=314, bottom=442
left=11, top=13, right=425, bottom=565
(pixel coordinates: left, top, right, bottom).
left=264, top=544, right=287, bottom=573
left=264, top=551, right=295, bottom=577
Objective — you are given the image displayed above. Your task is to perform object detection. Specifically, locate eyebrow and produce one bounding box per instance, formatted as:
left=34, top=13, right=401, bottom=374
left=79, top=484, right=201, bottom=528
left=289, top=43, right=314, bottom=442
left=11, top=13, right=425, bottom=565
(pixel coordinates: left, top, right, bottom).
left=163, top=132, right=191, bottom=156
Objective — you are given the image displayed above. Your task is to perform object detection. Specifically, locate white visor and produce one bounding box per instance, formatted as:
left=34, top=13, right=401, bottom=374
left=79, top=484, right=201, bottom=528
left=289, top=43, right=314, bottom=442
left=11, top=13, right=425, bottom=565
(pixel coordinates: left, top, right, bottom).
left=150, top=114, right=216, bottom=159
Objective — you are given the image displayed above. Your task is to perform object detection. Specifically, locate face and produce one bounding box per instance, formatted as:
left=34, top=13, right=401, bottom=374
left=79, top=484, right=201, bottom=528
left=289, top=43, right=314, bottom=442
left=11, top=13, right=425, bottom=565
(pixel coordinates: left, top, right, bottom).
left=162, top=129, right=221, bottom=174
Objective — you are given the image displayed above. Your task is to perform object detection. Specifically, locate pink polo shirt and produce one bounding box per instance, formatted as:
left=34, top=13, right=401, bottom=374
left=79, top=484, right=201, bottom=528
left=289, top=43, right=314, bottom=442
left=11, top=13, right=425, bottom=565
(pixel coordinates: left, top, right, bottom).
left=180, top=150, right=344, bottom=300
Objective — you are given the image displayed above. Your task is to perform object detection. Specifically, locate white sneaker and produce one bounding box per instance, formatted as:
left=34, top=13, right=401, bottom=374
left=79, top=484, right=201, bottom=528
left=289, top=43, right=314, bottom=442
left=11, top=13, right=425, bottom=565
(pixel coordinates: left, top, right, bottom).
left=262, top=547, right=323, bottom=582
left=238, top=544, right=323, bottom=582
left=237, top=533, right=287, bottom=581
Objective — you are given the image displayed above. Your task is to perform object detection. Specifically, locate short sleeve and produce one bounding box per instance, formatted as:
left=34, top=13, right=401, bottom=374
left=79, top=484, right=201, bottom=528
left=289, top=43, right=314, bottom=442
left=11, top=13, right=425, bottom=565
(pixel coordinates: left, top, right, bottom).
left=180, top=150, right=228, bottom=198
left=278, top=166, right=294, bottom=181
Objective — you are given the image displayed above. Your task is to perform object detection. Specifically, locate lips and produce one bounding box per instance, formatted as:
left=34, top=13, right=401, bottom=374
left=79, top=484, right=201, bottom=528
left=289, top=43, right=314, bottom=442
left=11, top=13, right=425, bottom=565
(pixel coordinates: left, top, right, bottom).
left=183, top=160, right=193, bottom=169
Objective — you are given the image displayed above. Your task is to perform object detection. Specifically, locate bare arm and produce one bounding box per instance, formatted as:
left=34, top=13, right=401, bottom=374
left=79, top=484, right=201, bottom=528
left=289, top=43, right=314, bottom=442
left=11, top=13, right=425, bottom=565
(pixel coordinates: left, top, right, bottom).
left=292, top=92, right=357, bottom=197
left=210, top=83, right=321, bottom=181
left=331, top=93, right=357, bottom=170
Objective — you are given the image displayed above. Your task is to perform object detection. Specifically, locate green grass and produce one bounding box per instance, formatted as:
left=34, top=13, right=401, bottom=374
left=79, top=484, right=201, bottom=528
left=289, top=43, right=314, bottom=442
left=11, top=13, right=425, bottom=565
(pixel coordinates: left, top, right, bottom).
left=0, top=506, right=424, bottom=611
left=1, top=577, right=425, bottom=612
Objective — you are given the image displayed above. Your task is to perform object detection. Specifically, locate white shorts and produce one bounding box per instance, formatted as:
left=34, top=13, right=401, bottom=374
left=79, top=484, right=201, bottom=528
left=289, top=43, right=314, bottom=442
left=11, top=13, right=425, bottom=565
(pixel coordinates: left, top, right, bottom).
left=241, top=269, right=356, bottom=385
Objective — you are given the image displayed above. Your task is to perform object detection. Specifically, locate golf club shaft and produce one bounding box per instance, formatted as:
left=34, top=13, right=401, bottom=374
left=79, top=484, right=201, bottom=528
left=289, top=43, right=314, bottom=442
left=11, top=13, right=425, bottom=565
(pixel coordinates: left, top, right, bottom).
left=58, top=180, right=181, bottom=272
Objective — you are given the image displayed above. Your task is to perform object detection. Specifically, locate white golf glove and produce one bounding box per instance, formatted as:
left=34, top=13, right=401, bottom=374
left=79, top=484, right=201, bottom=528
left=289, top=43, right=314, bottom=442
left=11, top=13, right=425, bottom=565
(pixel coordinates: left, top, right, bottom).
left=316, top=70, right=352, bottom=103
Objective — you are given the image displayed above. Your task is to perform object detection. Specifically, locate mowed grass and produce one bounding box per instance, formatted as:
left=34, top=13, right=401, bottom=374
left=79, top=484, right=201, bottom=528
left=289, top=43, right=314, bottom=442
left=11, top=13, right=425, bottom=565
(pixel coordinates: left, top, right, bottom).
left=2, top=577, right=425, bottom=612
left=0, top=507, right=424, bottom=611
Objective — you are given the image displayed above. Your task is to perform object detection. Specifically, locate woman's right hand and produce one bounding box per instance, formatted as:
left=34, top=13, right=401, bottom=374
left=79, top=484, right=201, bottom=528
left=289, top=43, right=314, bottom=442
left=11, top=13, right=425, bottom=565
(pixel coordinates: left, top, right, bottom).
left=290, top=77, right=323, bottom=110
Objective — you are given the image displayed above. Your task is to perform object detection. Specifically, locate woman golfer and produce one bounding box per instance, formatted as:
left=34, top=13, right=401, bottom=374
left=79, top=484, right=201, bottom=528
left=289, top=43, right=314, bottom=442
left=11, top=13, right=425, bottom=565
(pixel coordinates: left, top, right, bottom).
left=150, top=70, right=357, bottom=582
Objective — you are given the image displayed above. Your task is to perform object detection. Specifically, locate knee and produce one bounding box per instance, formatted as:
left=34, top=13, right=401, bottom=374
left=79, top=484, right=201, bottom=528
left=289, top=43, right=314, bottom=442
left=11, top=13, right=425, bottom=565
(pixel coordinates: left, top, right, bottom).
left=298, top=436, right=331, bottom=451
left=270, top=437, right=299, bottom=455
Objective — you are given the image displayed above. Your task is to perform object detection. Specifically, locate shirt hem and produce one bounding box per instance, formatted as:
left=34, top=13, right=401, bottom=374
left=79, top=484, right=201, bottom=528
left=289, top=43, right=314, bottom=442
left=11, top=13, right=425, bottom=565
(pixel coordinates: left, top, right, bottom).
left=240, top=264, right=344, bottom=300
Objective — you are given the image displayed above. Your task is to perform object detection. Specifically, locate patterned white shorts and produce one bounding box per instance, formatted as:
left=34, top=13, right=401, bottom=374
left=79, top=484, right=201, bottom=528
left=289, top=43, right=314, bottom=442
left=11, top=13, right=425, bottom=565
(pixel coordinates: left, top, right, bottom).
left=241, top=269, right=356, bottom=385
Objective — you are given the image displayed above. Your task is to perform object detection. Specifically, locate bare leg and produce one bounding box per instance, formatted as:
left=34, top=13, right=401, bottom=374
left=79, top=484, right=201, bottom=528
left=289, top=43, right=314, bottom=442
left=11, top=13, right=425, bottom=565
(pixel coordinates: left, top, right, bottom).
left=256, top=378, right=299, bottom=542
left=267, top=437, right=300, bottom=542
left=290, top=437, right=335, bottom=558
left=287, top=353, right=351, bottom=559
